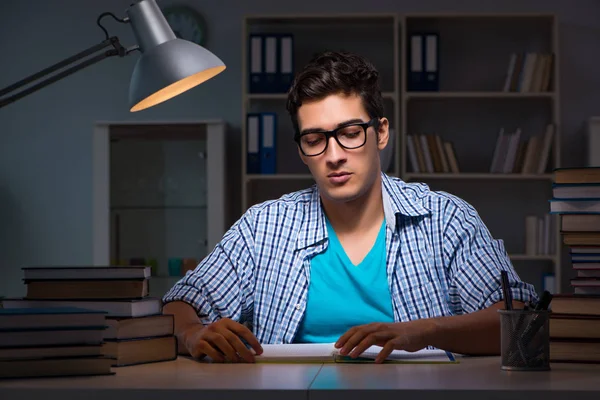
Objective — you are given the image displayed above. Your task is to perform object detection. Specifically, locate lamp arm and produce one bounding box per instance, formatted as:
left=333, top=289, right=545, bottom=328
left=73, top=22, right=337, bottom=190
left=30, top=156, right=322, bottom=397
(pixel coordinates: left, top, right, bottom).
left=0, top=37, right=129, bottom=109
left=0, top=9, right=134, bottom=109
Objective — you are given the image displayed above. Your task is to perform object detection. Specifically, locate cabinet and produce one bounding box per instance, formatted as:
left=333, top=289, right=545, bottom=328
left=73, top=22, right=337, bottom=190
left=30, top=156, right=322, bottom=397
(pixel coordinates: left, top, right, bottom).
left=92, top=120, right=227, bottom=297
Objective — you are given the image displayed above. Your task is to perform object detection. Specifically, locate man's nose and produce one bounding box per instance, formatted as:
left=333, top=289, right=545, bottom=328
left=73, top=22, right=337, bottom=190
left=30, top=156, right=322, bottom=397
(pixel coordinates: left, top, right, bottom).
left=324, top=137, right=346, bottom=163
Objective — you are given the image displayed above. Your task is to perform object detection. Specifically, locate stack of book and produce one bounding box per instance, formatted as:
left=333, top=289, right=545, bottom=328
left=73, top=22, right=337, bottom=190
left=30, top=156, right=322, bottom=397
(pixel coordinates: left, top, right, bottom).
left=1, top=265, right=177, bottom=367
left=548, top=166, right=600, bottom=363
left=0, top=307, right=113, bottom=378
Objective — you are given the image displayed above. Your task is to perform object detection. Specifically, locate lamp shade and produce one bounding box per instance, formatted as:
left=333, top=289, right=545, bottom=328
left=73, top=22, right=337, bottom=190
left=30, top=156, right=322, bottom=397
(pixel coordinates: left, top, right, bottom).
left=126, top=0, right=226, bottom=112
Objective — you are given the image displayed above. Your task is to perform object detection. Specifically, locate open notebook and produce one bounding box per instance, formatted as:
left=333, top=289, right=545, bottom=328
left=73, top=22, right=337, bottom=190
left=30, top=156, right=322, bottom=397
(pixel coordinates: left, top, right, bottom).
left=253, top=343, right=458, bottom=364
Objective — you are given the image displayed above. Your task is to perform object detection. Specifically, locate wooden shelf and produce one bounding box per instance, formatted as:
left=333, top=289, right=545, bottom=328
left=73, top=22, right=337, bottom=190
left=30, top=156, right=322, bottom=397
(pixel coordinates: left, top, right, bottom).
left=111, top=206, right=207, bottom=210
left=404, top=173, right=554, bottom=180
left=509, top=254, right=558, bottom=261
left=246, top=174, right=314, bottom=181
left=405, top=91, right=555, bottom=99
left=248, top=92, right=397, bottom=101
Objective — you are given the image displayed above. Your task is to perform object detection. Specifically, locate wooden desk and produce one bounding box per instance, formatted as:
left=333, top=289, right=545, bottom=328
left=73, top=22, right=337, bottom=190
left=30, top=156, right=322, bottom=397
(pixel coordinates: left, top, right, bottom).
left=0, top=356, right=599, bottom=400
left=311, top=356, right=600, bottom=400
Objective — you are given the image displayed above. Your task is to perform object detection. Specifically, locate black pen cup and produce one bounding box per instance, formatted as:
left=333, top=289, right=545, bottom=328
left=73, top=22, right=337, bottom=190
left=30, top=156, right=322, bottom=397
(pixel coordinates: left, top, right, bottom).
left=498, top=309, right=551, bottom=371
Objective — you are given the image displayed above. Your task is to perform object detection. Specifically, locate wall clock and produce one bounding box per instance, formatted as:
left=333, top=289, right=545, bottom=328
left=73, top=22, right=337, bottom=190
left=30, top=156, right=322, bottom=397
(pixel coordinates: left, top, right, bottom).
left=162, top=5, right=208, bottom=47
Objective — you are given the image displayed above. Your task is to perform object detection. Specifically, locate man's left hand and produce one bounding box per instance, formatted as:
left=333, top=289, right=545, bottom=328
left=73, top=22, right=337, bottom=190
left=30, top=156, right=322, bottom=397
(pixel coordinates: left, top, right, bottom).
left=335, top=320, right=436, bottom=363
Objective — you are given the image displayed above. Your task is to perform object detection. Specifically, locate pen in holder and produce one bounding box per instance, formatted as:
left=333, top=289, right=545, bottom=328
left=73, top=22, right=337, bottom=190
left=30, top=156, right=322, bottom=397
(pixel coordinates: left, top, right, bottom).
left=498, top=309, right=551, bottom=371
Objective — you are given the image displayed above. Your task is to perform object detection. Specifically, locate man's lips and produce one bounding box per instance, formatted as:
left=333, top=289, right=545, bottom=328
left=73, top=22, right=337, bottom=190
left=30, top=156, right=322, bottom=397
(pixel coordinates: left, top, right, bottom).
left=328, top=172, right=351, bottom=177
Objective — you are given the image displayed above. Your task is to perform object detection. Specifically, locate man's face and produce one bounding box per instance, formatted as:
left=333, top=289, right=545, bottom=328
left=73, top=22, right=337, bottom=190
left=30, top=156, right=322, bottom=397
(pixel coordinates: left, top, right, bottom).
left=296, top=93, right=389, bottom=204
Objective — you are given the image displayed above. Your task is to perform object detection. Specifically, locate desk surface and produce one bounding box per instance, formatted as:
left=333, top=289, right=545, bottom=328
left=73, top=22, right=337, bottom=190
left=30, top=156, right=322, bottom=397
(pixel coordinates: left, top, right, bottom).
left=1, top=356, right=599, bottom=400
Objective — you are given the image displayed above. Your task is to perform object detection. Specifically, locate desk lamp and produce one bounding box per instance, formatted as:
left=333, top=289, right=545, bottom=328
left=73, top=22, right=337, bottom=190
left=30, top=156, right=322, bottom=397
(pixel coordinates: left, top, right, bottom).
left=0, top=0, right=226, bottom=112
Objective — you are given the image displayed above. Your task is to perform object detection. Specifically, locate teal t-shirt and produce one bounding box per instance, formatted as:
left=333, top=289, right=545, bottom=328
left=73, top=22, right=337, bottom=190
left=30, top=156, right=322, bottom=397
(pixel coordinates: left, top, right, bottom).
left=293, top=218, right=394, bottom=343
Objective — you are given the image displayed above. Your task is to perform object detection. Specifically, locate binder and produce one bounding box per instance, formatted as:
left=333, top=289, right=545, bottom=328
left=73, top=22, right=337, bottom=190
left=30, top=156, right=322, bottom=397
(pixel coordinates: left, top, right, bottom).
left=407, top=34, right=424, bottom=91
left=260, top=113, right=277, bottom=174
left=246, top=113, right=261, bottom=174
left=264, top=35, right=278, bottom=93
left=424, top=33, right=439, bottom=91
left=278, top=34, right=294, bottom=93
left=249, top=35, right=264, bottom=93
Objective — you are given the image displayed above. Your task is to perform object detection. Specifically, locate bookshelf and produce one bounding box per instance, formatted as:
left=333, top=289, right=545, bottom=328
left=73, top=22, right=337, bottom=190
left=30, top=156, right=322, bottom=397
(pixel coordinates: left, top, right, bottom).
left=240, top=13, right=562, bottom=292
left=241, top=13, right=401, bottom=209
left=400, top=13, right=561, bottom=293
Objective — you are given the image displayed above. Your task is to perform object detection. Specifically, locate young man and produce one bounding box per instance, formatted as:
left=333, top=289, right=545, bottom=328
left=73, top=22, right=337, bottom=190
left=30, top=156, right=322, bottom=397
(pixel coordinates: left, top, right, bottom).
left=162, top=51, right=537, bottom=364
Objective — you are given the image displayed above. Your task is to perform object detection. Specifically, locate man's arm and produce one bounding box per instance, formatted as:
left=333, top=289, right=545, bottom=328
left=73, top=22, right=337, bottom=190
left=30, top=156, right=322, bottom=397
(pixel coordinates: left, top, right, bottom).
left=163, top=300, right=203, bottom=356
left=426, top=299, right=524, bottom=355
left=335, top=300, right=525, bottom=362
left=163, top=300, right=263, bottom=362
left=160, top=213, right=262, bottom=362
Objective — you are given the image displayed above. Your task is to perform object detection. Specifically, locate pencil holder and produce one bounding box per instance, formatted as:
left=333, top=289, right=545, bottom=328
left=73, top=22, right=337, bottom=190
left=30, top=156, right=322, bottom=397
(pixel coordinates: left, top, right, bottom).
left=498, top=309, right=550, bottom=371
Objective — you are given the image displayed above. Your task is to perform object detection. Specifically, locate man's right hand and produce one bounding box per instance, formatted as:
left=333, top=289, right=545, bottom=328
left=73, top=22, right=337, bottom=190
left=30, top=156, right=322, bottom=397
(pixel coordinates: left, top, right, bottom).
left=181, top=318, right=263, bottom=363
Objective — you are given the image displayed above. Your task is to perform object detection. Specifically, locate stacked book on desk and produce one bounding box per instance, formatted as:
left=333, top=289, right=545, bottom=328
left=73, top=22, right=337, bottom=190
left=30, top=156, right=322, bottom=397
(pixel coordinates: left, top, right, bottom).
left=550, top=167, right=600, bottom=294
left=1, top=266, right=177, bottom=367
left=0, top=307, right=113, bottom=378
left=548, top=166, right=600, bottom=363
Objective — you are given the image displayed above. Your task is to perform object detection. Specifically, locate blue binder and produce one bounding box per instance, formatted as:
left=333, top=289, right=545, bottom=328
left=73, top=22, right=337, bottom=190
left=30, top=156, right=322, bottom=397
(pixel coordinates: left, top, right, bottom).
left=248, top=35, right=264, bottom=93
left=246, top=113, right=261, bottom=174
left=407, top=32, right=439, bottom=91
left=263, top=35, right=278, bottom=93
left=407, top=34, right=424, bottom=91
left=424, top=33, right=439, bottom=91
left=260, top=112, right=277, bottom=174
left=278, top=34, right=294, bottom=93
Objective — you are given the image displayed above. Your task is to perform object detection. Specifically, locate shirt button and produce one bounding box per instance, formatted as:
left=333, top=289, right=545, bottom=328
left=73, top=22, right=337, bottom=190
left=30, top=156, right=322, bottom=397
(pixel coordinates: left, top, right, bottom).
left=295, top=303, right=301, bottom=310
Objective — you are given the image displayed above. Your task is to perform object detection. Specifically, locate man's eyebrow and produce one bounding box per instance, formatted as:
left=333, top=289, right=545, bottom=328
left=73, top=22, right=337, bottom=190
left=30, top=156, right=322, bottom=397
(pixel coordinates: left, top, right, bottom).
left=299, top=118, right=365, bottom=135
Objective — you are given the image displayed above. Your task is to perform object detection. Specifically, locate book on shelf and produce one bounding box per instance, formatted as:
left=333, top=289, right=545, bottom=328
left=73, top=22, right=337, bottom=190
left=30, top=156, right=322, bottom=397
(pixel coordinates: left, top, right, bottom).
left=524, top=214, right=555, bottom=256
left=502, top=52, right=554, bottom=93
left=492, top=124, right=554, bottom=174
left=250, top=343, right=458, bottom=364
left=406, top=134, right=459, bottom=174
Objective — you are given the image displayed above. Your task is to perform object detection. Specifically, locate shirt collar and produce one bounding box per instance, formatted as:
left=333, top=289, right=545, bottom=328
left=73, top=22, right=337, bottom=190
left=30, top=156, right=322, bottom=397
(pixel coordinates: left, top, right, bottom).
left=295, top=173, right=430, bottom=250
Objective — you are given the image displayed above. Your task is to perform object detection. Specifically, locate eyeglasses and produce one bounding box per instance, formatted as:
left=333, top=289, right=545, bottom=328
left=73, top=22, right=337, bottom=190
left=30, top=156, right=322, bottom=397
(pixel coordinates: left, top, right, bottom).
left=295, top=118, right=379, bottom=157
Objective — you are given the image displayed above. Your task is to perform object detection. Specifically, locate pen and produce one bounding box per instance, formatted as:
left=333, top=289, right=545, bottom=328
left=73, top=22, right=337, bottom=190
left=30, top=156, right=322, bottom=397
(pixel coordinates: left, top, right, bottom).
left=518, top=290, right=553, bottom=355
left=500, top=270, right=513, bottom=310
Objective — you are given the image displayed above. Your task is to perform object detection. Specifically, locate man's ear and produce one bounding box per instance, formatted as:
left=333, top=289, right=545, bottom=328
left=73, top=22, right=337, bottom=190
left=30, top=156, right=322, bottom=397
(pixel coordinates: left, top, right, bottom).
left=376, top=117, right=390, bottom=151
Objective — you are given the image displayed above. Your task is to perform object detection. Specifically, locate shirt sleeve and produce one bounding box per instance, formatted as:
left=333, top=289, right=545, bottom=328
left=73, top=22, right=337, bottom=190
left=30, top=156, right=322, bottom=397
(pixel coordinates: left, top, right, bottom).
left=161, top=211, right=257, bottom=326
left=441, top=194, right=539, bottom=314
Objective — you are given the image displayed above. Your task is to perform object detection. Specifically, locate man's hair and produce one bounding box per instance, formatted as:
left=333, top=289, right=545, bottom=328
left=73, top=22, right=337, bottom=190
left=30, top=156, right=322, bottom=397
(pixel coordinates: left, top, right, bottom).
left=286, top=51, right=384, bottom=135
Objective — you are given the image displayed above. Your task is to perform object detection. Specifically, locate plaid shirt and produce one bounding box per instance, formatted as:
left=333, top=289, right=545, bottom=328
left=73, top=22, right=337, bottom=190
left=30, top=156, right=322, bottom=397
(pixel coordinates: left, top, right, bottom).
left=163, top=173, right=538, bottom=344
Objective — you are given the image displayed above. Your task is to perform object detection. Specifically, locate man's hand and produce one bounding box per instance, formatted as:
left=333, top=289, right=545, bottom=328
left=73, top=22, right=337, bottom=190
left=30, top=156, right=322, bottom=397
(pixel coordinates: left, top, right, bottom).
left=334, top=320, right=436, bottom=363
left=181, top=318, right=263, bottom=363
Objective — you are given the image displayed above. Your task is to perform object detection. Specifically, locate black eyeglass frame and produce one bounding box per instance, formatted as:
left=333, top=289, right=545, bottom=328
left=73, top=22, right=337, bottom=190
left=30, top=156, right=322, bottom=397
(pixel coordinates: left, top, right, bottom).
left=294, top=117, right=380, bottom=157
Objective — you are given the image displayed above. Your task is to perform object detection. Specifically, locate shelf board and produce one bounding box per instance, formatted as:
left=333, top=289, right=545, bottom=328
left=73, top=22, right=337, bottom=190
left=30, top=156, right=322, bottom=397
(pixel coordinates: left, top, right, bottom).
left=248, top=92, right=397, bottom=101
left=246, top=174, right=314, bottom=181
left=404, top=173, right=554, bottom=180
left=509, top=254, right=557, bottom=261
left=111, top=206, right=207, bottom=210
left=405, top=91, right=555, bottom=99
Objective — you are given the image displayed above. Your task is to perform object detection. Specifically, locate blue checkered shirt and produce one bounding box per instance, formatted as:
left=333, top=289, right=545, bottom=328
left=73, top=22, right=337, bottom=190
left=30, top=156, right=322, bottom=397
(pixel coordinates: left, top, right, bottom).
left=163, top=173, right=538, bottom=344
